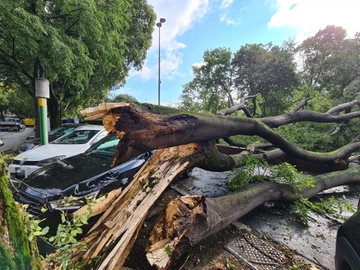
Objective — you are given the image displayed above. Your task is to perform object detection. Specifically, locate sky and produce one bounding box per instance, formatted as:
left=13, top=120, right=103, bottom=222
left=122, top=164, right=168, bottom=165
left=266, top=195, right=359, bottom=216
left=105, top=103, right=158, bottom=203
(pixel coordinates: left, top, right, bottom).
left=112, top=0, right=360, bottom=106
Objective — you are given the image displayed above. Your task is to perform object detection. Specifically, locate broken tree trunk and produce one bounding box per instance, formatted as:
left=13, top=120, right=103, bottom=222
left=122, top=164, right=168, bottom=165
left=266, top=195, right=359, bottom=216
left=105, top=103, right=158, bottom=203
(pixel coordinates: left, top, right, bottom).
left=65, top=142, right=212, bottom=269
left=146, top=164, right=360, bottom=269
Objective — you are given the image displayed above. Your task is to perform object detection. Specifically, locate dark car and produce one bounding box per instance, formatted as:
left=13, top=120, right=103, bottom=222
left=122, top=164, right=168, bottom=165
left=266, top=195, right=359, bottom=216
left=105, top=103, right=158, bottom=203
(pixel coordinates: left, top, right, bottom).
left=335, top=202, right=360, bottom=270
left=20, top=124, right=81, bottom=152
left=11, top=133, right=153, bottom=216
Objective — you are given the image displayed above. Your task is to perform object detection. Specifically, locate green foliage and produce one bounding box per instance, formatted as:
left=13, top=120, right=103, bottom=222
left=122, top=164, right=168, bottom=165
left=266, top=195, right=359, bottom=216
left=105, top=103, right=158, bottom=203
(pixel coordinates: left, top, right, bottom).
left=288, top=195, right=356, bottom=227
left=45, top=212, right=88, bottom=269
left=42, top=196, right=95, bottom=269
left=288, top=199, right=311, bottom=226
left=0, top=155, right=40, bottom=269
left=227, top=155, right=270, bottom=191
left=298, top=25, right=360, bottom=102
left=24, top=214, right=49, bottom=243
left=0, top=83, right=35, bottom=119
left=164, top=245, right=172, bottom=256
left=179, top=48, right=235, bottom=114
left=231, top=41, right=299, bottom=116
left=270, top=163, right=315, bottom=193
left=179, top=42, right=299, bottom=117
left=106, top=93, right=138, bottom=103
left=228, top=155, right=354, bottom=227
left=0, top=0, right=155, bottom=126
left=227, top=155, right=314, bottom=193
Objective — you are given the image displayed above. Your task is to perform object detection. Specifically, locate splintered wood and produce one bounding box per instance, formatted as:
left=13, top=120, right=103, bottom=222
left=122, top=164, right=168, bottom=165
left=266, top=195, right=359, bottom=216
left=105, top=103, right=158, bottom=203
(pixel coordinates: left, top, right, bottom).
left=69, top=143, right=200, bottom=270
left=80, top=102, right=129, bottom=120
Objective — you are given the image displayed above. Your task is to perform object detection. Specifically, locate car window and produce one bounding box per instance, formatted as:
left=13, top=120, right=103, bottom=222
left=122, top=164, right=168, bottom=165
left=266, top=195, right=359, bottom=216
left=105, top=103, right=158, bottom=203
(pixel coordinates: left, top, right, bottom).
left=48, top=126, right=76, bottom=136
left=52, top=129, right=100, bottom=144
left=91, top=130, right=108, bottom=144
left=86, top=134, right=120, bottom=157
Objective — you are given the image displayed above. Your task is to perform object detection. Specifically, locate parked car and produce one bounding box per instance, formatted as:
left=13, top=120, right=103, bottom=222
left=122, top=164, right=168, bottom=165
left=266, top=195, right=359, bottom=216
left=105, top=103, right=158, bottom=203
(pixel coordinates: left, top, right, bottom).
left=20, top=124, right=81, bottom=152
left=62, top=118, right=79, bottom=124
left=335, top=200, right=360, bottom=270
left=8, top=125, right=107, bottom=181
left=23, top=118, right=35, bottom=126
left=10, top=133, right=153, bottom=216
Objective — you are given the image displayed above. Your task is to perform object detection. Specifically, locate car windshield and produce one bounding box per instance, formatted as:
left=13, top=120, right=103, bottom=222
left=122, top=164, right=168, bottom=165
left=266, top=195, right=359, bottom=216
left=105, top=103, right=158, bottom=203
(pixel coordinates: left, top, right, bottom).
left=52, top=129, right=100, bottom=144
left=48, top=126, right=76, bottom=136
left=86, top=134, right=120, bottom=157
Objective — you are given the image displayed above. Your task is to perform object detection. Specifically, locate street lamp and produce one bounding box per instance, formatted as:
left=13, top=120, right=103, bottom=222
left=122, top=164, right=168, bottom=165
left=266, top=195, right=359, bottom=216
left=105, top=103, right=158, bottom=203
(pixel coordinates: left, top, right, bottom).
left=156, top=18, right=165, bottom=106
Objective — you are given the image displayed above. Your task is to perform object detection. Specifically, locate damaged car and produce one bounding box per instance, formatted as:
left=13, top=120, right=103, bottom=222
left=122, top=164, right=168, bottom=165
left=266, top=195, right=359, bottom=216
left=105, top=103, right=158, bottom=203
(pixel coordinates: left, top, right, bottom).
left=11, top=133, right=153, bottom=216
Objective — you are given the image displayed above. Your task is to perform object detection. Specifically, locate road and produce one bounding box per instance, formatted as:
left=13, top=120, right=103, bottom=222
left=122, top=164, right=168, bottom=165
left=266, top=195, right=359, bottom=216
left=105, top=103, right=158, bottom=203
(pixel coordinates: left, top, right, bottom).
left=0, top=127, right=35, bottom=152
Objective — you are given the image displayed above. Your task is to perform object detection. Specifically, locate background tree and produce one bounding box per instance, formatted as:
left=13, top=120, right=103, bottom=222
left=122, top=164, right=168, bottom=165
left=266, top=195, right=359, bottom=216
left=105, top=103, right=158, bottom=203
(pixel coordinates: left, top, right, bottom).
left=293, top=26, right=360, bottom=150
left=179, top=42, right=299, bottom=117
left=179, top=48, right=235, bottom=114
left=231, top=41, right=299, bottom=116
left=297, top=25, right=360, bottom=103
left=0, top=0, right=155, bottom=130
left=0, top=82, right=34, bottom=120
left=106, top=93, right=138, bottom=103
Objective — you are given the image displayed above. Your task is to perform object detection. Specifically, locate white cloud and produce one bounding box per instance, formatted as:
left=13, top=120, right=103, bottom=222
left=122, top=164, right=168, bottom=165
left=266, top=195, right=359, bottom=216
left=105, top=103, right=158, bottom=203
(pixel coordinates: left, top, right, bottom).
left=129, top=0, right=209, bottom=81
left=220, top=0, right=234, bottom=9
left=220, top=13, right=242, bottom=25
left=268, top=0, right=360, bottom=42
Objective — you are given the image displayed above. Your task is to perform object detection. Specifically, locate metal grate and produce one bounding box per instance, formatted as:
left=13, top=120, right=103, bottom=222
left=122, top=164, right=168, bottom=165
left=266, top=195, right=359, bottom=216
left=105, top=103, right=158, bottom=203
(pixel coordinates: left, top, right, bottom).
left=225, top=233, right=287, bottom=270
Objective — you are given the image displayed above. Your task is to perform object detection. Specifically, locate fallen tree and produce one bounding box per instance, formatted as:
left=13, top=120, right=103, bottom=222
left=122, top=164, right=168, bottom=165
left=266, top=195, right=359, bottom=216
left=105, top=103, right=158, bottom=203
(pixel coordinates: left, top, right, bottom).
left=60, top=100, right=360, bottom=269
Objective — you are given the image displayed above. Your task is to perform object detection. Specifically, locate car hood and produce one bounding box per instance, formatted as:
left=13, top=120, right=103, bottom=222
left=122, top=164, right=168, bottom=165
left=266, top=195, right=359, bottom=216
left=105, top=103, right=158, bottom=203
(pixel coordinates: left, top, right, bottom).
left=14, top=153, right=146, bottom=201
left=15, top=143, right=91, bottom=161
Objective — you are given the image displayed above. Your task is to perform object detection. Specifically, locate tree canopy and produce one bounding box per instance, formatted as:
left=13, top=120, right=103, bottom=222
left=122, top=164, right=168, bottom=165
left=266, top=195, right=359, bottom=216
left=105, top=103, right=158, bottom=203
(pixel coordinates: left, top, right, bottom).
left=0, top=0, right=155, bottom=126
left=179, top=25, right=360, bottom=118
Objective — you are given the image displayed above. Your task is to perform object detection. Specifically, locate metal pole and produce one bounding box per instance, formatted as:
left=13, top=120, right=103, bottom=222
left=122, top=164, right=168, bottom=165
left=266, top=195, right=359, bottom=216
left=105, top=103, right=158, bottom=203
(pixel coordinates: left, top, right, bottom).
left=39, top=98, right=48, bottom=145
left=158, top=25, right=161, bottom=106
left=156, top=18, right=165, bottom=106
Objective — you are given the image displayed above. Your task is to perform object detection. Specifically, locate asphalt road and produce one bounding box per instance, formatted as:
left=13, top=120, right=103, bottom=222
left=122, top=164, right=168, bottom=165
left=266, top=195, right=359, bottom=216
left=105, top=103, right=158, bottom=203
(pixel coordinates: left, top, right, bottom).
left=0, top=127, right=35, bottom=152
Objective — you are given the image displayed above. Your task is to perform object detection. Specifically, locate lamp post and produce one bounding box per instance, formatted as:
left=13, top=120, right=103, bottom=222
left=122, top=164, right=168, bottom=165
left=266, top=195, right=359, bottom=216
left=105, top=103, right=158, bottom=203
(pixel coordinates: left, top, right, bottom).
left=156, top=18, right=165, bottom=106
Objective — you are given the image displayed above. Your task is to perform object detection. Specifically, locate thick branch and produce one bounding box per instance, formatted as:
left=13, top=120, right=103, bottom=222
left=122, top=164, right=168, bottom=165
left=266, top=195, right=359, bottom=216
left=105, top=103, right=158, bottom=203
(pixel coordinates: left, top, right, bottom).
left=81, top=103, right=360, bottom=166
left=260, top=109, right=360, bottom=128
left=217, top=95, right=256, bottom=116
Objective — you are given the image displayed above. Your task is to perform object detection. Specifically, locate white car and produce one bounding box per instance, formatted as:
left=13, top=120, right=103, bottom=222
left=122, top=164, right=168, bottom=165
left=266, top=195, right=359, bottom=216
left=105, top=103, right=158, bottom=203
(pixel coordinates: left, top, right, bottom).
left=8, top=125, right=107, bottom=180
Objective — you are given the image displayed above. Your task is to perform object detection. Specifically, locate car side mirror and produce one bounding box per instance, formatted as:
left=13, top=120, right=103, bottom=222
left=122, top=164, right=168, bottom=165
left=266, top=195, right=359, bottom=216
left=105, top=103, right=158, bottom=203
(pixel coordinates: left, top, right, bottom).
left=0, top=140, right=4, bottom=147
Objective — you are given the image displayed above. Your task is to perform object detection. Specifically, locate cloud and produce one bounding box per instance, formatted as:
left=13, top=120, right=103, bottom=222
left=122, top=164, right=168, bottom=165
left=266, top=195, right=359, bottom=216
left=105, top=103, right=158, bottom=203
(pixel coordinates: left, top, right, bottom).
left=220, top=13, right=242, bottom=25
left=220, top=0, right=234, bottom=9
left=268, top=0, right=360, bottom=42
left=129, top=0, right=209, bottom=81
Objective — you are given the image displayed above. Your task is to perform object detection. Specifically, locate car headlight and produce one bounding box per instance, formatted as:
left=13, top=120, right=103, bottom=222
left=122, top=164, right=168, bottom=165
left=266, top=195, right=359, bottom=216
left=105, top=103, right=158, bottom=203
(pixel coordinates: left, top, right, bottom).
left=48, top=191, right=100, bottom=211
left=37, top=155, right=66, bottom=167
